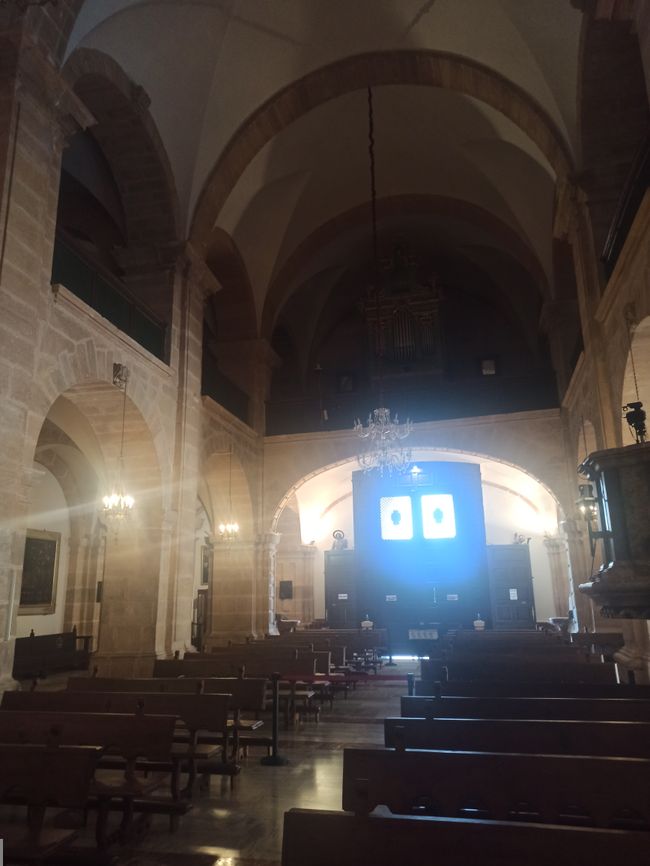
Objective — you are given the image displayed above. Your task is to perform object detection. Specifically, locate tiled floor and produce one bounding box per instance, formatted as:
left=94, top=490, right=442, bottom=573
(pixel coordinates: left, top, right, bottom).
left=115, top=678, right=406, bottom=866
left=6, top=664, right=414, bottom=866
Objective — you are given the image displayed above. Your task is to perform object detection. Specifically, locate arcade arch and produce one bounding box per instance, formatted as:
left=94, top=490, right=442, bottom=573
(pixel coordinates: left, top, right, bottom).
left=271, top=450, right=568, bottom=626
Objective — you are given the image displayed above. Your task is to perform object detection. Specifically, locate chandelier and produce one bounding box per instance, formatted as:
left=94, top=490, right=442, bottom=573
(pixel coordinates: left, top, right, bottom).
left=353, top=87, right=412, bottom=474
left=354, top=408, right=412, bottom=474
left=102, top=364, right=135, bottom=521
left=218, top=445, right=239, bottom=540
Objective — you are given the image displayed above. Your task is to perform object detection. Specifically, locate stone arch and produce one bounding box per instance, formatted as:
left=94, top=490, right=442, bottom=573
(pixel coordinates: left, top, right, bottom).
left=191, top=49, right=573, bottom=247
left=28, top=339, right=172, bottom=501
left=205, top=228, right=257, bottom=342
left=21, top=365, right=167, bottom=674
left=270, top=448, right=567, bottom=622
left=263, top=193, right=549, bottom=339
left=63, top=48, right=180, bottom=245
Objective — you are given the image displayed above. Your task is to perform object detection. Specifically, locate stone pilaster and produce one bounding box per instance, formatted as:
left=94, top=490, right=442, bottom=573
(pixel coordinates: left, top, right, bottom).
left=255, top=531, right=281, bottom=637
left=163, top=247, right=220, bottom=656
left=208, top=539, right=257, bottom=646
left=543, top=534, right=571, bottom=619
left=561, top=518, right=596, bottom=631
left=0, top=34, right=93, bottom=686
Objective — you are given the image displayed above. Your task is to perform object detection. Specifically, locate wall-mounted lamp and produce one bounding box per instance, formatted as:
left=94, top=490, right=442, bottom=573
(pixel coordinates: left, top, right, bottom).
left=575, top=482, right=607, bottom=557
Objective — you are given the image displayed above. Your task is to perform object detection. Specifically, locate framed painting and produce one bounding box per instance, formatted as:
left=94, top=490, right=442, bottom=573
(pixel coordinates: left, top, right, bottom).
left=18, top=529, right=60, bottom=615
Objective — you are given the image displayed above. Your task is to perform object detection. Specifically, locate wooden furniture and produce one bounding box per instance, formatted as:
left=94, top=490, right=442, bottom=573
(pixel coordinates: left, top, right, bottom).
left=342, top=747, right=650, bottom=828
left=0, top=709, right=179, bottom=845
left=12, top=628, right=92, bottom=679
left=413, top=678, right=650, bottom=699
left=420, top=657, right=619, bottom=684
left=282, top=809, right=650, bottom=866
left=384, top=716, right=650, bottom=757
left=0, top=743, right=101, bottom=863
left=400, top=694, right=650, bottom=721
left=2, top=689, right=232, bottom=794
left=68, top=675, right=270, bottom=757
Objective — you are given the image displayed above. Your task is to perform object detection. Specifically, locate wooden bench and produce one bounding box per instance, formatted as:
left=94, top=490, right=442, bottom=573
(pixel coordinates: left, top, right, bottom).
left=0, top=709, right=179, bottom=844
left=2, top=689, right=232, bottom=793
left=385, top=716, right=650, bottom=758
left=12, top=629, right=92, bottom=680
left=400, top=694, right=650, bottom=721
left=342, top=747, right=650, bottom=828
left=0, top=743, right=101, bottom=863
left=420, top=658, right=619, bottom=684
left=282, top=808, right=650, bottom=866
left=68, top=676, right=270, bottom=757
left=412, top=678, right=650, bottom=699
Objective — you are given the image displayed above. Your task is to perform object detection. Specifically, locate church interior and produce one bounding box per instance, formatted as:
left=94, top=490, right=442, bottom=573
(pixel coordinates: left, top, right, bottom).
left=1, top=0, right=650, bottom=863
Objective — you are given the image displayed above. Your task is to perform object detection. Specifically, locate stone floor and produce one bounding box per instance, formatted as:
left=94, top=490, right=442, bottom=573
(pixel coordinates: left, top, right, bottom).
left=6, top=662, right=416, bottom=866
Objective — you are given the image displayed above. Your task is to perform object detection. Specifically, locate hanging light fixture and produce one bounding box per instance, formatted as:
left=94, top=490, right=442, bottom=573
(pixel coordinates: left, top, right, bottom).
left=102, top=363, right=135, bottom=520
left=354, top=86, right=412, bottom=475
left=218, top=445, right=239, bottom=540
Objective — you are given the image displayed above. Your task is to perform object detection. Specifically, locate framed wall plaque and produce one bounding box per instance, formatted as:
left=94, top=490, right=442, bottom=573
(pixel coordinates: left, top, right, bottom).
left=18, top=529, right=60, bottom=615
left=201, top=544, right=212, bottom=586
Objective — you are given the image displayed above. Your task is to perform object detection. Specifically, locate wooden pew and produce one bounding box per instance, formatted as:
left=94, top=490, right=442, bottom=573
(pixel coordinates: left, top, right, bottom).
left=153, top=657, right=322, bottom=727
left=68, top=676, right=270, bottom=757
left=384, top=716, right=650, bottom=758
left=412, top=678, right=650, bottom=699
left=400, top=694, right=650, bottom=721
left=2, top=689, right=232, bottom=793
left=342, top=747, right=650, bottom=828
left=420, top=658, right=619, bottom=684
left=0, top=709, right=180, bottom=844
left=0, top=743, right=101, bottom=863
left=282, top=809, right=650, bottom=866
left=12, top=629, right=92, bottom=679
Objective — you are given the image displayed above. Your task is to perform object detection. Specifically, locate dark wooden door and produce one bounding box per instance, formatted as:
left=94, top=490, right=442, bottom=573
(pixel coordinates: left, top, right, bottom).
left=324, top=550, right=357, bottom=627
left=486, top=545, right=535, bottom=629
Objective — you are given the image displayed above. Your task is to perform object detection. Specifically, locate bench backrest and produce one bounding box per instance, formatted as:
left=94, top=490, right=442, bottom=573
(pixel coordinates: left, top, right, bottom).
left=153, top=657, right=316, bottom=678
left=2, top=689, right=230, bottom=736
left=400, top=694, right=650, bottom=721
left=0, top=709, right=176, bottom=762
left=414, top=679, right=650, bottom=699
left=68, top=675, right=267, bottom=710
left=385, top=716, right=650, bottom=758
left=282, top=809, right=650, bottom=866
left=0, top=743, right=101, bottom=809
left=342, top=747, right=650, bottom=828
left=421, top=658, right=618, bottom=684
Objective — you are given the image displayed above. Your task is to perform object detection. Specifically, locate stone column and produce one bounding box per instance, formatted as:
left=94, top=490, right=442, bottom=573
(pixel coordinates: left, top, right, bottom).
left=162, top=247, right=220, bottom=656
left=0, top=41, right=93, bottom=687
left=561, top=518, right=597, bottom=631
left=543, top=534, right=572, bottom=619
left=254, top=532, right=281, bottom=637
left=208, top=539, right=257, bottom=646
left=554, top=181, right=619, bottom=446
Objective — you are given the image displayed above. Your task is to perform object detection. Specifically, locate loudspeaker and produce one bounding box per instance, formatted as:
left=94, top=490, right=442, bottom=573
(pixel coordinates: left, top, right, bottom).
left=279, top=580, right=293, bottom=600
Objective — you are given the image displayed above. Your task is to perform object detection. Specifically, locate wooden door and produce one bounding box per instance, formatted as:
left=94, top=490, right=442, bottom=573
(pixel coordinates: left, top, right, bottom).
left=486, top=545, right=535, bottom=629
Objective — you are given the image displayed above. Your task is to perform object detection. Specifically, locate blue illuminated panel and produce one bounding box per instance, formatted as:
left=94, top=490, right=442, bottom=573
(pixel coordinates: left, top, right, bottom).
left=421, top=494, right=457, bottom=539
left=379, top=496, right=413, bottom=541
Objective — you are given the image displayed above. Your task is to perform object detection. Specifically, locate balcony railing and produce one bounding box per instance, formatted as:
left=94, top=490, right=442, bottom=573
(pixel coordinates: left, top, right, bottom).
left=51, top=238, right=168, bottom=362
left=202, top=363, right=250, bottom=424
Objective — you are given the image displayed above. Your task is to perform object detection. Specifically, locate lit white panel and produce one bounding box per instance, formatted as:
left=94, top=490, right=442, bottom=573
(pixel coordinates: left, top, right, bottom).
left=421, top=494, right=456, bottom=539
left=379, top=496, right=413, bottom=541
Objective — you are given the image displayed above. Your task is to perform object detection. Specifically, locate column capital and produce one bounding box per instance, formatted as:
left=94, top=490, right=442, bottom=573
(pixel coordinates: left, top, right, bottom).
left=179, top=243, right=222, bottom=300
